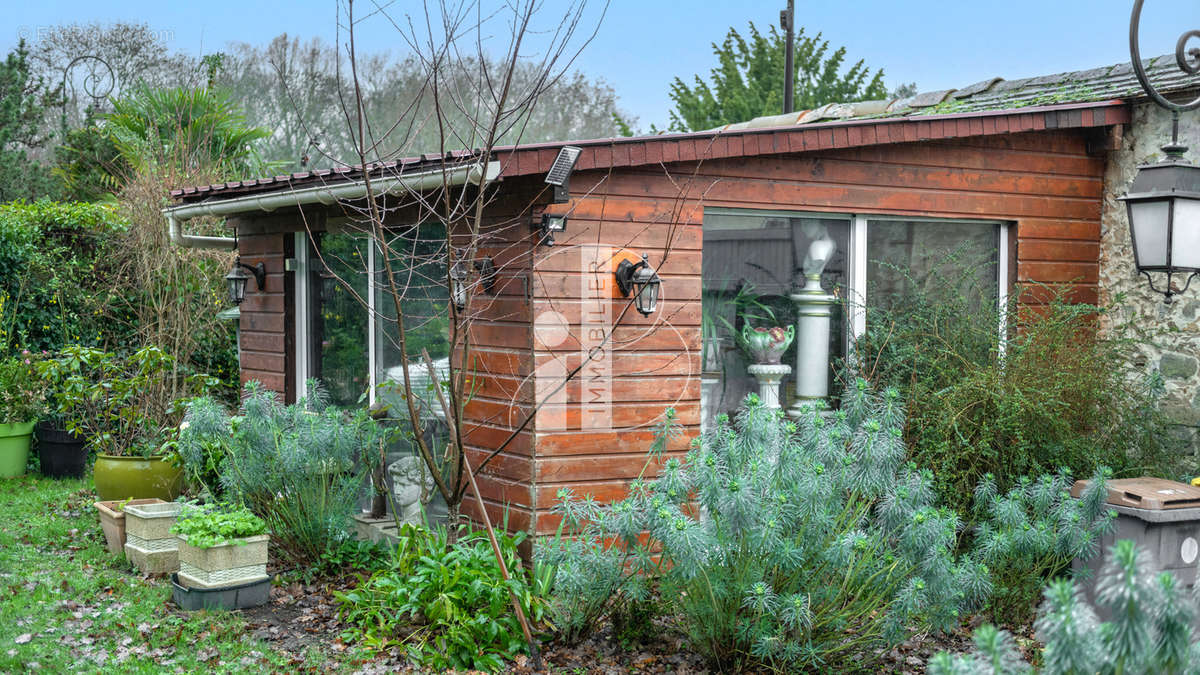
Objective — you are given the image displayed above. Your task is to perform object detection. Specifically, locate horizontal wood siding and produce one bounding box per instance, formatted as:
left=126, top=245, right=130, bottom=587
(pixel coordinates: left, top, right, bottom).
left=528, top=129, right=1104, bottom=535
left=237, top=232, right=293, bottom=401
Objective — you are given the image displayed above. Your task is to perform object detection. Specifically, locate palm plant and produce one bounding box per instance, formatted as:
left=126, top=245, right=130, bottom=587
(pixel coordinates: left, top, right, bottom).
left=105, top=85, right=270, bottom=179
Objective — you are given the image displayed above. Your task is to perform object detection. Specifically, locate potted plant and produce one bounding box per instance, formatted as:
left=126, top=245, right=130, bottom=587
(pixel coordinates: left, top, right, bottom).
left=94, top=497, right=168, bottom=555
left=70, top=346, right=217, bottom=501
left=33, top=347, right=93, bottom=478
left=0, top=351, right=48, bottom=478
left=171, top=503, right=270, bottom=610
left=740, top=324, right=795, bottom=365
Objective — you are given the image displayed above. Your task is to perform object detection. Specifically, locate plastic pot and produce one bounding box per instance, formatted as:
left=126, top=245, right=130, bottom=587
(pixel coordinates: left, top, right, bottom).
left=35, top=423, right=88, bottom=478
left=93, top=454, right=183, bottom=501
left=94, top=498, right=166, bottom=556
left=0, top=421, right=35, bottom=479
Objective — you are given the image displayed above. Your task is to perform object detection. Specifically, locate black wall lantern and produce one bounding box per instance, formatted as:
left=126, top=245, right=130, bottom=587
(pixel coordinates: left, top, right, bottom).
left=1121, top=0, right=1200, bottom=302
left=615, top=253, right=662, bottom=317
left=449, top=256, right=497, bottom=311
left=225, top=257, right=265, bottom=306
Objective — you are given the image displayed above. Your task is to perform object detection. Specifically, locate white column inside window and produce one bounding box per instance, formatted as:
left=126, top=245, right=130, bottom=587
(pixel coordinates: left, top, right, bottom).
left=293, top=231, right=310, bottom=395
left=849, top=214, right=868, bottom=345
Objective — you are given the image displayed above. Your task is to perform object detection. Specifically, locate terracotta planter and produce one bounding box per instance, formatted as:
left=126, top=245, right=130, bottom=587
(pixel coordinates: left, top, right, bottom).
left=177, top=534, right=270, bottom=590
left=35, top=423, right=87, bottom=479
left=0, top=421, right=36, bottom=479
left=94, top=498, right=167, bottom=556
left=123, top=501, right=181, bottom=575
left=93, top=454, right=183, bottom=501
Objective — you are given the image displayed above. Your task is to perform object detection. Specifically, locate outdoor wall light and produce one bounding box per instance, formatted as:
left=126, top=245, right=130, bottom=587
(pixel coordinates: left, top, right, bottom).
left=448, top=257, right=497, bottom=311
left=533, top=211, right=568, bottom=246
left=1122, top=0, right=1200, bottom=302
left=225, top=257, right=265, bottom=306
left=615, top=253, right=662, bottom=317
left=449, top=260, right=469, bottom=311
left=474, top=257, right=497, bottom=295
left=544, top=145, right=582, bottom=204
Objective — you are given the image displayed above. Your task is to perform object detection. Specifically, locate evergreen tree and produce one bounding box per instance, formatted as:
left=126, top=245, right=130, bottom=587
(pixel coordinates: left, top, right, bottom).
left=668, top=23, right=891, bottom=132
left=0, top=40, right=60, bottom=200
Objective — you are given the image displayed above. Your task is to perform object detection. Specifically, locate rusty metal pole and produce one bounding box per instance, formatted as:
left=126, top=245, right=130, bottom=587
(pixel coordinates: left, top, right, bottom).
left=782, top=0, right=795, bottom=114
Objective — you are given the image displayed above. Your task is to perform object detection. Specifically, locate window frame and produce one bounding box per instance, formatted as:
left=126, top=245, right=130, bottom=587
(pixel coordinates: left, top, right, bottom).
left=701, top=207, right=1012, bottom=375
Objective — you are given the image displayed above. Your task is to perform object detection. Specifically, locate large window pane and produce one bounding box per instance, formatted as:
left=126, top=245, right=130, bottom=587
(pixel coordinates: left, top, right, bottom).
left=310, top=232, right=370, bottom=408
left=866, top=220, right=999, bottom=313
left=702, top=210, right=850, bottom=423
left=374, top=223, right=451, bottom=419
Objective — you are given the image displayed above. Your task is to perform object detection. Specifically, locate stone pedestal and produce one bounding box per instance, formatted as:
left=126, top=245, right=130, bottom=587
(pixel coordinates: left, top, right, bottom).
left=788, top=274, right=837, bottom=418
left=747, top=364, right=792, bottom=410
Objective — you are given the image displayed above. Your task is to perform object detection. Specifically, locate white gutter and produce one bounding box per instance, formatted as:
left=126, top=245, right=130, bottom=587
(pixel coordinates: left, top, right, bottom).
left=163, top=161, right=501, bottom=249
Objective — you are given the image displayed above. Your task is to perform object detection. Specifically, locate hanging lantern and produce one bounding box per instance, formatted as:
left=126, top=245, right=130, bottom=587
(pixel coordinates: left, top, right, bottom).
left=225, top=257, right=265, bottom=306
left=615, top=253, right=662, bottom=317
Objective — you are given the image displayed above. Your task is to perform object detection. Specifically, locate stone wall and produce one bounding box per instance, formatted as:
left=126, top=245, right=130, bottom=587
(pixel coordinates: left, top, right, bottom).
left=1099, top=101, right=1200, bottom=460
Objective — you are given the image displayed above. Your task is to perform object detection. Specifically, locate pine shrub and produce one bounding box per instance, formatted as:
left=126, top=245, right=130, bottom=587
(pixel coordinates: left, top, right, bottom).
left=545, top=384, right=991, bottom=671
left=930, top=539, right=1200, bottom=675
left=968, top=468, right=1115, bottom=624
left=178, top=380, right=386, bottom=565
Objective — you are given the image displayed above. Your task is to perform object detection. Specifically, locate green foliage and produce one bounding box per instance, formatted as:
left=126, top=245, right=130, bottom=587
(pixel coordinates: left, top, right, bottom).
left=668, top=23, right=889, bottom=131
left=546, top=387, right=991, bottom=671
left=171, top=502, right=267, bottom=549
left=0, top=41, right=61, bottom=201
left=855, top=263, right=1180, bottom=516
left=177, top=381, right=386, bottom=566
left=969, top=469, right=1115, bottom=625
left=931, top=540, right=1200, bottom=675
left=335, top=523, right=541, bottom=672
left=105, top=85, right=270, bottom=179
left=0, top=350, right=47, bottom=423
left=50, top=345, right=215, bottom=457
left=0, top=200, right=128, bottom=353
left=53, top=116, right=129, bottom=201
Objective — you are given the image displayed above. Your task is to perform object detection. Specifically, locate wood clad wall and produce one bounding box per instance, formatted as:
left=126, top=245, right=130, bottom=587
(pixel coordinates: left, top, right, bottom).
left=236, top=232, right=294, bottom=401
left=456, top=186, right=538, bottom=535
left=525, top=128, right=1104, bottom=535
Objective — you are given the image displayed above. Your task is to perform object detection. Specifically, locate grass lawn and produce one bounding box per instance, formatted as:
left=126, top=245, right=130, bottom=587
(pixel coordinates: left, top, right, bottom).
left=0, top=473, right=363, bottom=673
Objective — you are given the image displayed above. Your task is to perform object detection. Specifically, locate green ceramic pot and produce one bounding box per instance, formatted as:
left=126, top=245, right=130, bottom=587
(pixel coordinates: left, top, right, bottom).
left=93, top=454, right=183, bottom=501
left=0, top=421, right=35, bottom=478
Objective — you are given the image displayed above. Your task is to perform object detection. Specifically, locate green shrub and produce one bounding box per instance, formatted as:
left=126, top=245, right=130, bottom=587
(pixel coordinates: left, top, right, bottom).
left=178, top=381, right=385, bottom=566
left=171, top=502, right=267, bottom=548
left=930, top=539, right=1200, bottom=675
left=968, top=468, right=1115, bottom=625
left=52, top=345, right=217, bottom=457
left=0, top=200, right=128, bottom=353
left=546, top=385, right=991, bottom=672
left=854, top=266, right=1179, bottom=515
left=335, top=523, right=540, bottom=672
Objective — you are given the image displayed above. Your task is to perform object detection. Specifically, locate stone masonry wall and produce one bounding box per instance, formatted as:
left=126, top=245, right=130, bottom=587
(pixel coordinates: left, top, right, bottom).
left=1099, top=101, right=1200, bottom=461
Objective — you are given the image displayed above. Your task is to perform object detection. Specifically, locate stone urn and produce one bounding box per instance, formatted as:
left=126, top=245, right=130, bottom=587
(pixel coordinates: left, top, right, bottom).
left=741, top=324, right=795, bottom=364
left=388, top=455, right=436, bottom=526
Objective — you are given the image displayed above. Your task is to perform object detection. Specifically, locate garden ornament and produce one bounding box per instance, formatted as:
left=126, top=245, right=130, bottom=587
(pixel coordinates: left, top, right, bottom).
left=388, top=455, right=435, bottom=526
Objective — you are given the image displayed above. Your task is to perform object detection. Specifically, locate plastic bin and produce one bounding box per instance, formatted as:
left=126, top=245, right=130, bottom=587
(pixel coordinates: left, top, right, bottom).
left=1070, top=477, right=1200, bottom=619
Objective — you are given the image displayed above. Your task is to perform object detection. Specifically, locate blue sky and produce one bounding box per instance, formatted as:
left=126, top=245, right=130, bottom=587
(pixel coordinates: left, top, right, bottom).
left=6, top=1, right=1198, bottom=130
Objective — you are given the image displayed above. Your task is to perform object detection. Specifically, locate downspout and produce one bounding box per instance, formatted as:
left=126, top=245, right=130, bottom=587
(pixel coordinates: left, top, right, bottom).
left=163, top=161, right=501, bottom=249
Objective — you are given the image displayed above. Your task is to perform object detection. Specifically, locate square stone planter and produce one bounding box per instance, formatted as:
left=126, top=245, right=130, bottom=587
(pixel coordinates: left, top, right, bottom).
left=176, top=534, right=269, bottom=590
left=94, top=498, right=166, bottom=556
left=123, top=501, right=182, bottom=575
